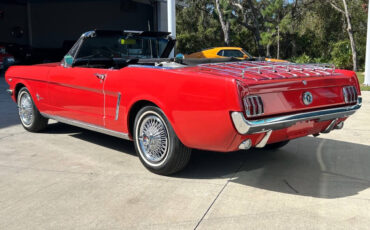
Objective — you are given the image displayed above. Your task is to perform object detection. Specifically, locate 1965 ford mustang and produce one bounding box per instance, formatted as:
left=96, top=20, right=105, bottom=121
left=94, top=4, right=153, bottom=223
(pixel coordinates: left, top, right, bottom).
left=5, top=30, right=362, bottom=175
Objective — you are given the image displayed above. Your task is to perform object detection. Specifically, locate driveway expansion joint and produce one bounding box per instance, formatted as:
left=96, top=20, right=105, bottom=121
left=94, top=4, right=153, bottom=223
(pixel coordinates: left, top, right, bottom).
left=194, top=160, right=247, bottom=229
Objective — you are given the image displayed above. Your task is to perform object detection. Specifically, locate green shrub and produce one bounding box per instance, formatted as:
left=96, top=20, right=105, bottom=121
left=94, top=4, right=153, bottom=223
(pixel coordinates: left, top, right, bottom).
left=292, top=53, right=312, bottom=63
left=331, top=40, right=353, bottom=70
left=291, top=53, right=330, bottom=64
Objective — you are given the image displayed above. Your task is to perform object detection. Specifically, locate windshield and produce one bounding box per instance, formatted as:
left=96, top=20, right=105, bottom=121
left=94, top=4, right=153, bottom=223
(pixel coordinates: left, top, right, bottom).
left=76, top=34, right=169, bottom=60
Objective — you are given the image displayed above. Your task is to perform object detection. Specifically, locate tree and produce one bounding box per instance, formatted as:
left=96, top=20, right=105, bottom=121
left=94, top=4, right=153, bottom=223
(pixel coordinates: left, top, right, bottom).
left=231, top=0, right=264, bottom=56
left=215, top=0, right=233, bottom=45
left=176, top=0, right=367, bottom=70
left=176, top=0, right=224, bottom=54
left=327, top=0, right=358, bottom=71
left=260, top=0, right=286, bottom=59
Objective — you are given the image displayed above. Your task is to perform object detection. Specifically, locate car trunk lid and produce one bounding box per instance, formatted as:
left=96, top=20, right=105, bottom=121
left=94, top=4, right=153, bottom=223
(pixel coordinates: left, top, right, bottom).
left=187, top=62, right=359, bottom=118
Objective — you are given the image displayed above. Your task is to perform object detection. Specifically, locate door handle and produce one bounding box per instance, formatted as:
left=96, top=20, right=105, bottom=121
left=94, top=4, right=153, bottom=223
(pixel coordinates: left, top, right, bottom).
left=94, top=73, right=106, bottom=80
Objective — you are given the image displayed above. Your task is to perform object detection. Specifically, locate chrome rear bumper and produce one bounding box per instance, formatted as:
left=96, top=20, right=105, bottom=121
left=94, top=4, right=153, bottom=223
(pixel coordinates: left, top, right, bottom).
left=231, top=97, right=362, bottom=135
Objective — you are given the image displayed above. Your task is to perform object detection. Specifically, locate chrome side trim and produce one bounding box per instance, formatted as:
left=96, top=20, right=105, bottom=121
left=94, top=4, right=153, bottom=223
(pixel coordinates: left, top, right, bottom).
left=41, top=113, right=131, bottom=140
left=6, top=89, right=13, bottom=96
left=255, top=130, right=272, bottom=148
left=115, top=93, right=121, bottom=121
left=231, top=97, right=362, bottom=135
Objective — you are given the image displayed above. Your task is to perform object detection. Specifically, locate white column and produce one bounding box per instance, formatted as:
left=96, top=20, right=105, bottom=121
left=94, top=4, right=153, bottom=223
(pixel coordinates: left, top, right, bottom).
left=157, top=1, right=167, bottom=32
left=365, top=0, right=370, bottom=85
left=167, top=0, right=176, bottom=57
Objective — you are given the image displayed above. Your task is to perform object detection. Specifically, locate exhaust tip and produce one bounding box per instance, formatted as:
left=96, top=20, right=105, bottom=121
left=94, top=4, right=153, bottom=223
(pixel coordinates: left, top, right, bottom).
left=334, top=121, right=344, bottom=130
left=239, top=139, right=252, bottom=150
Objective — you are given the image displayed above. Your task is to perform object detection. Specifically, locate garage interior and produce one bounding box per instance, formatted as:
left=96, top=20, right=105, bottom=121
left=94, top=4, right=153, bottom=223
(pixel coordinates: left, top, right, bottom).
left=0, top=0, right=170, bottom=64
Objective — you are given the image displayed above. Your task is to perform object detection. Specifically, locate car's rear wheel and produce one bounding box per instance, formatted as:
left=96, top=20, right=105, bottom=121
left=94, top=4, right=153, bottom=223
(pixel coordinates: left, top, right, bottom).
left=264, top=140, right=290, bottom=150
left=133, top=106, right=191, bottom=175
left=17, top=87, right=48, bottom=132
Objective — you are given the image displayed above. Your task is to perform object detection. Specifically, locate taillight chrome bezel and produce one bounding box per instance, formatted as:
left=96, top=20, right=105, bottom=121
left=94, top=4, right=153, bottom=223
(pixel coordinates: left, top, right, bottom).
left=243, top=95, right=264, bottom=118
left=342, top=86, right=358, bottom=104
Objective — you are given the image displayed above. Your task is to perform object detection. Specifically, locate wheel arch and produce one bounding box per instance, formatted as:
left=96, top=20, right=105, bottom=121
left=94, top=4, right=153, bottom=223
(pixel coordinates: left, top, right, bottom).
left=14, top=82, right=27, bottom=102
left=127, top=100, right=160, bottom=139
left=13, top=80, right=42, bottom=109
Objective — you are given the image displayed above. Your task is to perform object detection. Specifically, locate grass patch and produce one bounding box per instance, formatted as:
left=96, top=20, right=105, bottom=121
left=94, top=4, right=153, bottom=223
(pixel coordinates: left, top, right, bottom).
left=356, top=72, right=370, bottom=91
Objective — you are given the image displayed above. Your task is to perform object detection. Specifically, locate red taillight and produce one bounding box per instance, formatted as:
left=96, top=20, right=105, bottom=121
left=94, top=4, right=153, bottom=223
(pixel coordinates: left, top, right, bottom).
left=342, top=86, right=358, bottom=104
left=243, top=95, right=264, bottom=118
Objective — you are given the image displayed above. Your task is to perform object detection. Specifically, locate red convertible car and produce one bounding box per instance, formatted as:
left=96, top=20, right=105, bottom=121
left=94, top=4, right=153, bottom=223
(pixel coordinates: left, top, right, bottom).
left=5, top=30, right=362, bottom=175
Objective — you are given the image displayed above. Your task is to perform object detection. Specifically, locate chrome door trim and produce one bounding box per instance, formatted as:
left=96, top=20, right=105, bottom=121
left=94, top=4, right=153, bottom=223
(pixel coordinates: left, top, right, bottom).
left=41, top=113, right=131, bottom=140
left=115, top=92, right=121, bottom=121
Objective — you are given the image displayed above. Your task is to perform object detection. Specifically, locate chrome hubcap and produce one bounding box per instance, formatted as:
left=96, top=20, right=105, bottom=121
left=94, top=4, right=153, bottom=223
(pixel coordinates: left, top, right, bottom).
left=19, top=92, right=34, bottom=126
left=138, top=115, right=169, bottom=163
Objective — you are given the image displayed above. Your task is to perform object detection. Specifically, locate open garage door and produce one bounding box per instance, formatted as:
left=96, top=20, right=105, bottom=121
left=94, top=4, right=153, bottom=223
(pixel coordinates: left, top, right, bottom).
left=0, top=0, right=156, bottom=64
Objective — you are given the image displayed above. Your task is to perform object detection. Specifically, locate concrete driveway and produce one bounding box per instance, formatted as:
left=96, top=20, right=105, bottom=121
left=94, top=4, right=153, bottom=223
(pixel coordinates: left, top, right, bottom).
left=1, top=73, right=370, bottom=229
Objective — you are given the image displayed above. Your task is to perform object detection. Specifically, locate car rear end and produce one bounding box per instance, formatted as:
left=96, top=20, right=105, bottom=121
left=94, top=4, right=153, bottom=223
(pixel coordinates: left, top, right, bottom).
left=198, top=62, right=361, bottom=151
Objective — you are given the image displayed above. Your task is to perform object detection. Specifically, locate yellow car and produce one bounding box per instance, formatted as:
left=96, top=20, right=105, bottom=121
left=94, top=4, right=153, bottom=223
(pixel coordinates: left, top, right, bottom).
left=185, top=47, right=287, bottom=62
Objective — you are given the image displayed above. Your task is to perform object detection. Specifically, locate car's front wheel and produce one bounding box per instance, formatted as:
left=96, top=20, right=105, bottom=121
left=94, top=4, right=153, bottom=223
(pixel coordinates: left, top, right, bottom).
left=17, top=87, right=48, bottom=132
left=133, top=106, right=191, bottom=175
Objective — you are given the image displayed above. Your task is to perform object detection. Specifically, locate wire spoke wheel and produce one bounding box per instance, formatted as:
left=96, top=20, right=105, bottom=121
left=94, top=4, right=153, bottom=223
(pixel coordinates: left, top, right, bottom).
left=18, top=91, right=34, bottom=126
left=133, top=106, right=191, bottom=175
left=138, top=114, right=169, bottom=164
left=17, top=87, right=48, bottom=132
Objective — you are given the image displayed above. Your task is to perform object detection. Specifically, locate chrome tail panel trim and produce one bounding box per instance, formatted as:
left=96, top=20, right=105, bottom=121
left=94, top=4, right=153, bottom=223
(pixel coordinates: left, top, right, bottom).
left=115, top=92, right=121, bottom=121
left=231, top=97, right=362, bottom=135
left=41, top=113, right=131, bottom=140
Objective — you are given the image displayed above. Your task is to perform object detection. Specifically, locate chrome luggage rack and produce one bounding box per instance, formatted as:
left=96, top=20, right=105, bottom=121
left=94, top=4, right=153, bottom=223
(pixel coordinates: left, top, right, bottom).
left=198, top=61, right=338, bottom=81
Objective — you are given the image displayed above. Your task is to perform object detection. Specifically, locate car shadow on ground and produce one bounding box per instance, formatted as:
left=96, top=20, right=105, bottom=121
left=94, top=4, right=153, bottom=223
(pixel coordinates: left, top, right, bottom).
left=44, top=122, right=370, bottom=199
left=44, top=122, right=136, bottom=156
left=176, top=137, right=370, bottom=199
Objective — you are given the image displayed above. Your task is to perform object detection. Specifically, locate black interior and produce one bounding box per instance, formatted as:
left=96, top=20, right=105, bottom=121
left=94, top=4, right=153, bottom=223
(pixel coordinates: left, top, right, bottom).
left=70, top=56, right=262, bottom=69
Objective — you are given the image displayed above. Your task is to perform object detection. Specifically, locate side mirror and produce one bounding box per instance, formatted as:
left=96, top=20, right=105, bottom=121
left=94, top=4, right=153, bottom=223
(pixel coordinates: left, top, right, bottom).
left=63, top=55, right=74, bottom=67
left=175, top=53, right=185, bottom=60
left=175, top=53, right=185, bottom=64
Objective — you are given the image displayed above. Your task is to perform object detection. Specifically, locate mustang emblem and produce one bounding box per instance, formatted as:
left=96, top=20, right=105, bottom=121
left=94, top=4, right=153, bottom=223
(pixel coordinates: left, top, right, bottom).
left=36, top=93, right=44, bottom=101
left=302, top=92, right=313, bottom=105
